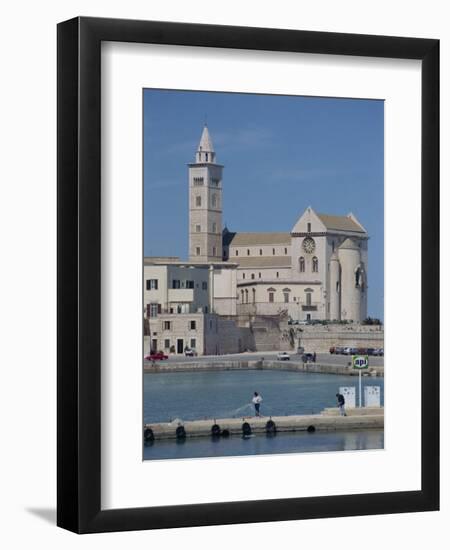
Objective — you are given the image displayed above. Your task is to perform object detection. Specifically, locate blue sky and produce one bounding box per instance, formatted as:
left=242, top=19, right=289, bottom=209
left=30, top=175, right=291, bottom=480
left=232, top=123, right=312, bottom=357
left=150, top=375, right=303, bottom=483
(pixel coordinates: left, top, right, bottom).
left=143, top=90, right=384, bottom=319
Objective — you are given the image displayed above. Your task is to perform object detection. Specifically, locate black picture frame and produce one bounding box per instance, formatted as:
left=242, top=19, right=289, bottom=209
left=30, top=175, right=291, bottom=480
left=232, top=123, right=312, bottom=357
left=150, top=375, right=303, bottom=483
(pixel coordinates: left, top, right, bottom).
left=57, top=16, right=439, bottom=534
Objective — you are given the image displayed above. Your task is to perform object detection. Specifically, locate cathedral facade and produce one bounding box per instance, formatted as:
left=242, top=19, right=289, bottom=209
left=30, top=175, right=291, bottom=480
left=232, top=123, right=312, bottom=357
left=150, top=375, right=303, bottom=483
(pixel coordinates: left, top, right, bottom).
left=188, top=125, right=369, bottom=323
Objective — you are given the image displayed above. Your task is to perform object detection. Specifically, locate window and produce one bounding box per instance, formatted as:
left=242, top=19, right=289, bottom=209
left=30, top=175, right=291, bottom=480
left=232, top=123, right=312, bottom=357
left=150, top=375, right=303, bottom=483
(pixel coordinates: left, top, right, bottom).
left=336, top=281, right=340, bottom=292
left=190, top=338, right=196, bottom=349
left=196, top=247, right=201, bottom=256
left=205, top=152, right=208, bottom=161
left=164, top=321, right=171, bottom=330
left=202, top=281, right=207, bottom=290
left=259, top=249, right=262, bottom=255
left=299, top=257, right=305, bottom=272
left=212, top=222, right=216, bottom=233
left=212, top=178, right=220, bottom=187
left=196, top=224, right=201, bottom=232
left=146, top=279, right=158, bottom=290
left=245, top=289, right=249, bottom=303
left=247, top=249, right=250, bottom=256
left=189, top=320, right=196, bottom=330
left=269, top=292, right=274, bottom=303
left=306, top=293, right=312, bottom=306
left=332, top=240, right=335, bottom=252
left=276, top=272, right=279, bottom=278
left=252, top=289, right=256, bottom=303
left=258, top=273, right=261, bottom=278
left=242, top=273, right=245, bottom=279
left=272, top=248, right=275, bottom=255
left=146, top=303, right=159, bottom=318
left=235, top=250, right=239, bottom=256
left=212, top=247, right=216, bottom=256
left=251, top=273, right=255, bottom=280
left=195, top=196, right=201, bottom=207
left=193, top=177, right=204, bottom=186
left=241, top=290, right=244, bottom=303
left=172, top=279, right=180, bottom=289
left=307, top=222, right=311, bottom=232
left=164, top=339, right=170, bottom=349
left=284, top=292, right=289, bottom=303
left=285, top=248, right=288, bottom=254
left=312, top=256, right=319, bottom=272
left=186, top=280, right=194, bottom=289
left=211, top=194, right=216, bottom=207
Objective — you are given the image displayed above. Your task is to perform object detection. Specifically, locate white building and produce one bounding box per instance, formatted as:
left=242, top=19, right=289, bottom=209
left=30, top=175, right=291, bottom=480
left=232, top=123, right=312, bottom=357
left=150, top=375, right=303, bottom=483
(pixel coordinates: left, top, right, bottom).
left=144, top=259, right=246, bottom=354
left=186, top=125, right=369, bottom=322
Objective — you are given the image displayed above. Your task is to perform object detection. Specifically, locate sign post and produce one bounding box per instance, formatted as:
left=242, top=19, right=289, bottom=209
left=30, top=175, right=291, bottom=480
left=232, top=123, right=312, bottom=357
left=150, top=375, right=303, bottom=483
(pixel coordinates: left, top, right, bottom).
left=352, top=355, right=369, bottom=407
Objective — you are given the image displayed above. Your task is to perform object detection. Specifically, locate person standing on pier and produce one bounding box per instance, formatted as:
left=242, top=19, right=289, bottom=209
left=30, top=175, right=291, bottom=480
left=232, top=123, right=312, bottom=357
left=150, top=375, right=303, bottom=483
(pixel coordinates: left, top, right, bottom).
left=252, top=392, right=263, bottom=417
left=336, top=392, right=346, bottom=416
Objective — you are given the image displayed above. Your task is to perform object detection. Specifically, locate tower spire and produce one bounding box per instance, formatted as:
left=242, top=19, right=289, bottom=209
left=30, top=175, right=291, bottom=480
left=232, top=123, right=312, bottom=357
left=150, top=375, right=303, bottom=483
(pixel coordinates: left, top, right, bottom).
left=196, top=125, right=215, bottom=163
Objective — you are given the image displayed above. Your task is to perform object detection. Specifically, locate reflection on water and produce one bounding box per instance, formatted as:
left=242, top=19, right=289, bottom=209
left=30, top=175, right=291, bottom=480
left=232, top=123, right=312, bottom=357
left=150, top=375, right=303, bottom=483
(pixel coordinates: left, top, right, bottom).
left=144, top=369, right=384, bottom=423
left=143, top=429, right=384, bottom=460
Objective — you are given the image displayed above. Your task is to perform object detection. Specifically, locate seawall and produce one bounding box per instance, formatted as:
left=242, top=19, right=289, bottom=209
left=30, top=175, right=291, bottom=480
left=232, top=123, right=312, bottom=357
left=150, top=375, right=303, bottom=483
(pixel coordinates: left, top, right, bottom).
left=144, top=359, right=384, bottom=377
left=144, top=408, right=384, bottom=441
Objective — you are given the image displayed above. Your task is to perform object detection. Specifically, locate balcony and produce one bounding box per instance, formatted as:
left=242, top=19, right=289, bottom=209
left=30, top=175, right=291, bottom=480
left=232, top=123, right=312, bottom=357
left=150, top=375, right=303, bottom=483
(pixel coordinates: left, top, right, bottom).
left=168, top=288, right=194, bottom=303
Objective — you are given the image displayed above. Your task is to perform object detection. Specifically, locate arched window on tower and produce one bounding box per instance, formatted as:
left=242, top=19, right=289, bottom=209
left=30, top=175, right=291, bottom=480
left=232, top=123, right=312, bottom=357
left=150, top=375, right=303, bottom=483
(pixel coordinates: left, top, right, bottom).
left=312, top=257, right=319, bottom=273
left=245, top=289, right=249, bottom=304
left=299, top=257, right=305, bottom=272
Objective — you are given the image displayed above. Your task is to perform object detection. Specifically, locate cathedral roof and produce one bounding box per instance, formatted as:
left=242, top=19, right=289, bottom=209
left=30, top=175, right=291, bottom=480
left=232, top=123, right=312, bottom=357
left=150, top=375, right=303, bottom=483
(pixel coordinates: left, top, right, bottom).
left=339, top=238, right=360, bottom=250
left=232, top=256, right=291, bottom=268
left=224, top=232, right=291, bottom=246
left=198, top=125, right=214, bottom=152
left=316, top=212, right=366, bottom=234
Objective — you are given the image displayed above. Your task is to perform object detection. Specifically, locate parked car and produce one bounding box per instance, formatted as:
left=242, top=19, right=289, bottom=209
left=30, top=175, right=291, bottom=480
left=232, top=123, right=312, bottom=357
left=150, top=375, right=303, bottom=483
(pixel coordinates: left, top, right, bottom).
left=302, top=353, right=314, bottom=362
left=367, top=348, right=376, bottom=356
left=335, top=346, right=345, bottom=355
left=373, top=348, right=384, bottom=356
left=277, top=351, right=290, bottom=361
left=184, top=347, right=198, bottom=357
left=329, top=346, right=336, bottom=354
left=144, top=351, right=168, bottom=361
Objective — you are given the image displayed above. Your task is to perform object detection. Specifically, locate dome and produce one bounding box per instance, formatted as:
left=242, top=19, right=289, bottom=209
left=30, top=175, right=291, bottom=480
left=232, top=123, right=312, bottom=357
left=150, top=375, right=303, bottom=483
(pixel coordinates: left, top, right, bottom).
left=339, top=238, right=359, bottom=250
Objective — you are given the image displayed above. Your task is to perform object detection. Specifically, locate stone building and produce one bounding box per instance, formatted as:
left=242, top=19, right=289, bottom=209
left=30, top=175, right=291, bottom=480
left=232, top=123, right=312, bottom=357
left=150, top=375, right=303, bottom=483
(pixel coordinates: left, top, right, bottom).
left=187, top=125, right=369, bottom=323
left=144, top=258, right=247, bottom=354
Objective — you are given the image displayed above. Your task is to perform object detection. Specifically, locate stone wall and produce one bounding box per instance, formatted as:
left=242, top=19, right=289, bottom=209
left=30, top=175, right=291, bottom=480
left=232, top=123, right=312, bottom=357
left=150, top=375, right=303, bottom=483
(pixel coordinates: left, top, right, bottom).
left=281, top=323, right=384, bottom=353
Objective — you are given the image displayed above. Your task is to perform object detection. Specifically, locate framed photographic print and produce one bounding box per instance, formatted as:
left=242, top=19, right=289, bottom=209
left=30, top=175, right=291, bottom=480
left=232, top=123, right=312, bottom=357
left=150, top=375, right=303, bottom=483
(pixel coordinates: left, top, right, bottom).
left=57, top=17, right=439, bottom=533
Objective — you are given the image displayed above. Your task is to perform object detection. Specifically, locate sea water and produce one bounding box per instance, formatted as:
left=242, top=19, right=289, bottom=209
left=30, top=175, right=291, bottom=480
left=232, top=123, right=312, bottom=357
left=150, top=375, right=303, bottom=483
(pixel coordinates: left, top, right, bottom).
left=143, top=369, right=384, bottom=460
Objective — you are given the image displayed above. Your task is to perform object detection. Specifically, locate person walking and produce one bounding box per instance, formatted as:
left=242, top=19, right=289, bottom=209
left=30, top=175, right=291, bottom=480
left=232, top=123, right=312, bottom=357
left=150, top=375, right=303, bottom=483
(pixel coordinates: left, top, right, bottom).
left=336, top=392, right=346, bottom=416
left=252, top=392, right=263, bottom=417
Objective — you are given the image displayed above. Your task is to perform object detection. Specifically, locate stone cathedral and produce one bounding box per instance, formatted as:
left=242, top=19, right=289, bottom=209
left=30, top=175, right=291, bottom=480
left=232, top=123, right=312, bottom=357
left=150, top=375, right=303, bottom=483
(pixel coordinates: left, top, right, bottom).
left=188, top=125, right=368, bottom=323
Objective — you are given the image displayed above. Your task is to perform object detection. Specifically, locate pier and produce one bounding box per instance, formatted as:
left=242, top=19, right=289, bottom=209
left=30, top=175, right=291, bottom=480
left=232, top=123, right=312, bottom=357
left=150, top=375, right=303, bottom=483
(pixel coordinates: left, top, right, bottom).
left=144, top=407, right=384, bottom=441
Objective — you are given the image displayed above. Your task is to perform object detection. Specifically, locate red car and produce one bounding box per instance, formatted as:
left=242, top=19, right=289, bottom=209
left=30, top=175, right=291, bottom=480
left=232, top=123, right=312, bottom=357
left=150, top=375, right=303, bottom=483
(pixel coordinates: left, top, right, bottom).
left=144, top=351, right=168, bottom=361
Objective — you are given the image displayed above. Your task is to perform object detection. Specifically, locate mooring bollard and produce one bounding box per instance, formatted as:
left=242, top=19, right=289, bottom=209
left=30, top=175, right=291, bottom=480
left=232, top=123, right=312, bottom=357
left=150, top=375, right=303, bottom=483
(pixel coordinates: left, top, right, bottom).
left=307, top=425, right=316, bottom=433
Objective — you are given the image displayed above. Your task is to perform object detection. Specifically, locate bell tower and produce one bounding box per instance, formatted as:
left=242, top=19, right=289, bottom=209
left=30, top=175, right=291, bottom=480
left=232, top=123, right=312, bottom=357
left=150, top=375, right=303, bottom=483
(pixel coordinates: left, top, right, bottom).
left=188, top=125, right=223, bottom=262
